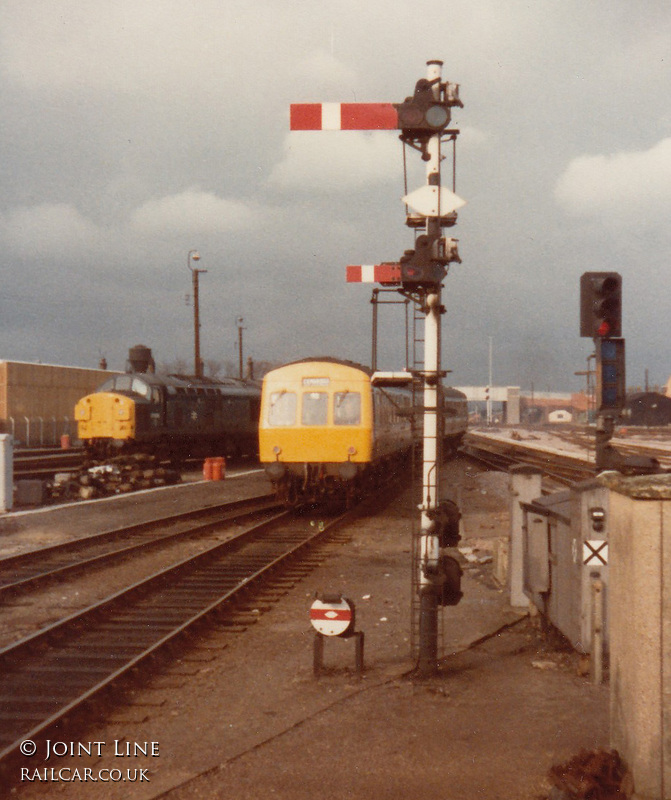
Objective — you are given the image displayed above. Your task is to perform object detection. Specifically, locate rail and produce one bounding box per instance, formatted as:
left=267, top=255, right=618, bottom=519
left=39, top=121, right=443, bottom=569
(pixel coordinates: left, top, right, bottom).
left=0, top=504, right=352, bottom=769
left=13, top=449, right=85, bottom=479
left=462, top=430, right=595, bottom=486
left=0, top=493, right=278, bottom=599
left=463, top=427, right=671, bottom=485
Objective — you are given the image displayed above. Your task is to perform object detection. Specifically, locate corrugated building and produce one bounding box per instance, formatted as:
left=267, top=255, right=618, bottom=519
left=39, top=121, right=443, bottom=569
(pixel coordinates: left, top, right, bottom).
left=0, top=361, right=120, bottom=446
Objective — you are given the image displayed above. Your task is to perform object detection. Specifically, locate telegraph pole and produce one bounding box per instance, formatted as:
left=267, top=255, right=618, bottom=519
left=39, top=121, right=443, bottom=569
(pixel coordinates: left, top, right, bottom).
left=187, top=249, right=207, bottom=379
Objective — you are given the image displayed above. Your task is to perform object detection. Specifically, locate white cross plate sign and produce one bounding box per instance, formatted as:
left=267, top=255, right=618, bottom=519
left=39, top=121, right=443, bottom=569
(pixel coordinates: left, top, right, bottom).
left=583, top=540, right=609, bottom=566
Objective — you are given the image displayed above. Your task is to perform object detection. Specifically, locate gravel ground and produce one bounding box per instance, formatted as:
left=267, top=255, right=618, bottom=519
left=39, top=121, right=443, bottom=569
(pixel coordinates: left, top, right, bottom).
left=7, top=457, right=609, bottom=800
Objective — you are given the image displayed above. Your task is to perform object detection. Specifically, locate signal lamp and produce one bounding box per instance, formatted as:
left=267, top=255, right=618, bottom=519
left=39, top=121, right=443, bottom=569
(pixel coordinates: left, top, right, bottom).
left=580, top=272, right=622, bottom=339
left=596, top=338, right=625, bottom=412
left=394, top=77, right=458, bottom=138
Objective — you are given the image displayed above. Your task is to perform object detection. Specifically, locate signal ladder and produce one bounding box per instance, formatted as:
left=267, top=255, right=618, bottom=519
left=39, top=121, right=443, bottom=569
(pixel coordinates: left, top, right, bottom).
left=369, top=285, right=448, bottom=661
left=408, top=296, right=447, bottom=660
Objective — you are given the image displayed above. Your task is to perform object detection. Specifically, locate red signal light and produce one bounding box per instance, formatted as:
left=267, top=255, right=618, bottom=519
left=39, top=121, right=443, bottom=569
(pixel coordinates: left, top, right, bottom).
left=580, top=272, right=622, bottom=339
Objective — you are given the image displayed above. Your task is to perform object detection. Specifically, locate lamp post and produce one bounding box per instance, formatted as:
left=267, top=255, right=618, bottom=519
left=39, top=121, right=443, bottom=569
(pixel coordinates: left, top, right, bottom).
left=187, top=250, right=207, bottom=378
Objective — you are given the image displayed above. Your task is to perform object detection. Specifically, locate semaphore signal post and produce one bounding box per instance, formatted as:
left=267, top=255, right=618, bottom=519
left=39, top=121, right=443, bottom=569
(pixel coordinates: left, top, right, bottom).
left=291, top=60, right=465, bottom=676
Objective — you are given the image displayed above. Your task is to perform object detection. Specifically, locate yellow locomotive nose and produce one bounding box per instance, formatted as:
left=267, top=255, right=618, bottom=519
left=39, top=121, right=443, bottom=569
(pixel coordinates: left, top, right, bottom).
left=75, top=392, right=135, bottom=442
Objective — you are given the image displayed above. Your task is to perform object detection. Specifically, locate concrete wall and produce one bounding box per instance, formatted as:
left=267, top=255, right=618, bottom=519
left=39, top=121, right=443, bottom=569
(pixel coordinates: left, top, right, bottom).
left=504, top=386, right=520, bottom=425
left=603, top=472, right=671, bottom=799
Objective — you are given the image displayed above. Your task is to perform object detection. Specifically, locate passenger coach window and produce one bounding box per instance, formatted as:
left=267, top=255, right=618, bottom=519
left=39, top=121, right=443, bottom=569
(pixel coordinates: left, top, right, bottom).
left=268, top=391, right=297, bottom=426
left=302, top=392, right=328, bottom=425
left=334, top=392, right=361, bottom=425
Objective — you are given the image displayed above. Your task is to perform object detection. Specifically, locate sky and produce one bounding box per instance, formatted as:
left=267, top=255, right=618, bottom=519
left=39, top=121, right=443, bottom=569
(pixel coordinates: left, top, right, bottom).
left=0, top=1, right=669, bottom=392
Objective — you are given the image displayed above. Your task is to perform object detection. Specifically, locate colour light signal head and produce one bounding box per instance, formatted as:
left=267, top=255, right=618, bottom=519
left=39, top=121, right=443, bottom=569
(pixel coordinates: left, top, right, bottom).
left=580, top=272, right=622, bottom=339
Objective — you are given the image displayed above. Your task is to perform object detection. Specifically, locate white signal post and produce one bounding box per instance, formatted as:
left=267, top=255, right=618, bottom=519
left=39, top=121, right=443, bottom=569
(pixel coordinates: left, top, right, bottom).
left=291, top=59, right=464, bottom=676
left=417, top=60, right=445, bottom=675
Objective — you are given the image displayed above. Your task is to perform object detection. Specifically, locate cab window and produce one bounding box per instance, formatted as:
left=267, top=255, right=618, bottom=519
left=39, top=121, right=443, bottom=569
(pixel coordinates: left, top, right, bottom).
left=302, top=392, right=328, bottom=425
left=131, top=378, right=151, bottom=398
left=268, top=391, right=297, bottom=426
left=115, top=375, right=132, bottom=392
left=334, top=392, right=361, bottom=425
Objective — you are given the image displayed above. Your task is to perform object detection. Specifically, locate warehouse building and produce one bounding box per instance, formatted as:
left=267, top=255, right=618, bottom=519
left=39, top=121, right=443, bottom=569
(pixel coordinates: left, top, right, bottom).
left=0, top=360, right=120, bottom=447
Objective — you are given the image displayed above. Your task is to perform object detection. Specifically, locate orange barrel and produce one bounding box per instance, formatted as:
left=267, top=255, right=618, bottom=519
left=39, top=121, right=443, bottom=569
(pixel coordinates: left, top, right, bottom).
left=202, top=457, right=214, bottom=481
left=60, top=434, right=71, bottom=450
left=211, top=456, right=226, bottom=481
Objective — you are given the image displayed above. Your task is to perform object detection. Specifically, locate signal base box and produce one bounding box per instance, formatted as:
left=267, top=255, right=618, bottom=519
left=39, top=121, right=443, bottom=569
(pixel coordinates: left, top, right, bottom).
left=15, top=479, right=49, bottom=507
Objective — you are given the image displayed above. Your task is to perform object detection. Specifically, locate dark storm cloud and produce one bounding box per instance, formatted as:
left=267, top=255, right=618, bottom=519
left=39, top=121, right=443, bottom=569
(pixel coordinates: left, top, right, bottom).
left=0, top=0, right=669, bottom=390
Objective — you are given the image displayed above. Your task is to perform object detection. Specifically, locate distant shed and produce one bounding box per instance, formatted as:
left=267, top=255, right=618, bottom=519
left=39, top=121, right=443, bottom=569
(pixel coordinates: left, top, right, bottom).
left=625, top=392, right=671, bottom=427
left=0, top=360, right=121, bottom=445
left=548, top=409, right=573, bottom=423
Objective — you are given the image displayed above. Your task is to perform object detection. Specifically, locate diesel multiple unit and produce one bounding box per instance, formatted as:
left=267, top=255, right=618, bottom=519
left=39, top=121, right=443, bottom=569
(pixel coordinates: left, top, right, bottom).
left=258, top=357, right=467, bottom=505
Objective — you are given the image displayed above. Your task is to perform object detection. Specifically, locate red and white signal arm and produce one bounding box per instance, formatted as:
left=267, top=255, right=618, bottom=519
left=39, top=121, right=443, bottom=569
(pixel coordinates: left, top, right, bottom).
left=310, top=596, right=355, bottom=637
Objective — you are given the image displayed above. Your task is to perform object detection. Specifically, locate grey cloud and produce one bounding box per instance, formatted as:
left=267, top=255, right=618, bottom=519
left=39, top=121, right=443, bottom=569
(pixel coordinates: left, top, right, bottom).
left=0, top=1, right=669, bottom=390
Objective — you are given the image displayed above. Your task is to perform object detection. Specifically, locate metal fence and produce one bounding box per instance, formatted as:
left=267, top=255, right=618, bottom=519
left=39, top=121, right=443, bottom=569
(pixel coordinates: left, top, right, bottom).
left=1, top=417, right=76, bottom=448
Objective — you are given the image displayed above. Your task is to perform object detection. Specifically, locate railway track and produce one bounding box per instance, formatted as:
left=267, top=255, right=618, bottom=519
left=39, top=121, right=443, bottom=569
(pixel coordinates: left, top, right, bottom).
left=13, top=448, right=85, bottom=479
left=0, top=500, right=353, bottom=770
left=462, top=430, right=595, bottom=487
left=0, top=493, right=279, bottom=599
left=463, top=427, right=671, bottom=486
left=611, top=438, right=671, bottom=470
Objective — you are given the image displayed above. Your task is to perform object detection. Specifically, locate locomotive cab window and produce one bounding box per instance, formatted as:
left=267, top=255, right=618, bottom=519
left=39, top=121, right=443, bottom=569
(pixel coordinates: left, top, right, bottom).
left=115, top=375, right=132, bottom=392
left=302, top=392, right=328, bottom=425
left=268, top=391, right=297, bottom=426
left=334, top=392, right=361, bottom=425
left=131, top=378, right=151, bottom=399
